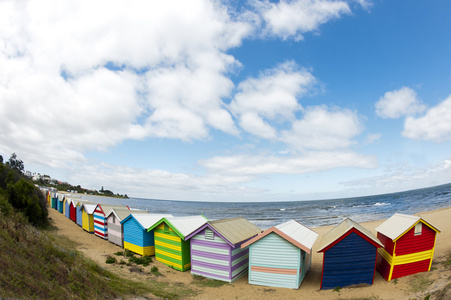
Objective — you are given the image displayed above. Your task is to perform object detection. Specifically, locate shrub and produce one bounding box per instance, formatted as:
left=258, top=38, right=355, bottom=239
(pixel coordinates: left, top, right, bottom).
left=105, top=255, right=117, bottom=264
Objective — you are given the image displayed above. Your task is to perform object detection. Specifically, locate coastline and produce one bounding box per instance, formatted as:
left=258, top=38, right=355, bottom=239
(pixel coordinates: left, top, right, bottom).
left=48, top=206, right=451, bottom=299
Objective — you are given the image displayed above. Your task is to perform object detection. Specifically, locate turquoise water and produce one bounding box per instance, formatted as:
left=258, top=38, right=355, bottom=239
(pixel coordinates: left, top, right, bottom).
left=79, top=183, right=451, bottom=229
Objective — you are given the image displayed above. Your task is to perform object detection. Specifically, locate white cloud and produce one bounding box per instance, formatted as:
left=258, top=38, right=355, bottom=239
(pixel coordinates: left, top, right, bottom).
left=281, top=105, right=363, bottom=151
left=253, top=0, right=351, bottom=40
left=0, top=0, right=252, bottom=166
left=200, top=151, right=377, bottom=176
left=342, top=157, right=451, bottom=194
left=231, top=62, right=316, bottom=138
left=375, top=87, right=426, bottom=119
left=365, top=133, right=381, bottom=144
left=403, top=94, right=451, bottom=142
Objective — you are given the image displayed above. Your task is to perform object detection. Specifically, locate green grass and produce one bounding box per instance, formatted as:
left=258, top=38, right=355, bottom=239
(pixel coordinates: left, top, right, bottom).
left=409, top=273, right=433, bottom=293
left=0, top=208, right=198, bottom=299
left=192, top=274, right=228, bottom=288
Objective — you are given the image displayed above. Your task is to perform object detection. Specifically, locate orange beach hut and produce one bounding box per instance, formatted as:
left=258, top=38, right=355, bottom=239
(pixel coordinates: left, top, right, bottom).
left=376, top=213, right=440, bottom=281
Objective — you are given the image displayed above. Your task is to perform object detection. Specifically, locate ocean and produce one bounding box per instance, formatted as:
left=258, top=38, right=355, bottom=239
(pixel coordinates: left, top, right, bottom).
left=78, top=183, right=451, bottom=229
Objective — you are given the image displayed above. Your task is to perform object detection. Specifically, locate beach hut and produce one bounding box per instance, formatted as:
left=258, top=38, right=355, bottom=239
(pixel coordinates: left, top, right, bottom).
left=46, top=190, right=51, bottom=206
left=106, top=208, right=148, bottom=248
left=51, top=191, right=57, bottom=209
left=317, top=218, right=383, bottom=289
left=185, top=217, right=262, bottom=282
left=68, top=197, right=78, bottom=223
left=75, top=200, right=88, bottom=227
left=241, top=220, right=318, bottom=289
left=57, top=193, right=64, bottom=213
left=93, top=204, right=125, bottom=239
left=81, top=203, right=97, bottom=233
left=375, top=213, right=441, bottom=281
left=148, top=216, right=208, bottom=272
left=64, top=197, right=71, bottom=219
left=121, top=213, right=173, bottom=256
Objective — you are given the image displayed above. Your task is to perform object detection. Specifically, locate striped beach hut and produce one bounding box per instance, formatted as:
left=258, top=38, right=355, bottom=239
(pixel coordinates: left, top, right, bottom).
left=121, top=213, right=173, bottom=256
left=241, top=220, right=318, bottom=289
left=148, top=216, right=208, bottom=272
left=106, top=208, right=148, bottom=247
left=317, top=218, right=383, bottom=289
left=93, top=204, right=125, bottom=239
left=81, top=203, right=97, bottom=233
left=376, top=213, right=440, bottom=281
left=185, top=217, right=262, bottom=282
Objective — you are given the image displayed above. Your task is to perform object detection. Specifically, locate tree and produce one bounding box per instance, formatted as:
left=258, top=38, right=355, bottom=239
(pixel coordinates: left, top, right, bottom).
left=7, top=153, right=24, bottom=173
left=0, top=155, right=3, bottom=164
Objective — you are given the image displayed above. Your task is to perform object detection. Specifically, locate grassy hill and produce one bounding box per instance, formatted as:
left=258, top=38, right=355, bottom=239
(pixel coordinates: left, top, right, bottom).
left=0, top=201, right=154, bottom=299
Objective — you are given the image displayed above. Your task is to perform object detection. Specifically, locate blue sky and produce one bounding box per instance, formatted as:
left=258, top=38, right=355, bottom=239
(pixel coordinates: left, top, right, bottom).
left=1, top=0, right=450, bottom=202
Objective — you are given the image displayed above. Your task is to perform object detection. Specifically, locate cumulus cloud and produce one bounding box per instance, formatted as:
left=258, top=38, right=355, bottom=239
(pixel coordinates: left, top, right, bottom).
left=0, top=0, right=251, bottom=166
left=252, top=0, right=351, bottom=40
left=230, top=62, right=316, bottom=138
left=375, top=87, right=426, bottom=119
left=402, top=95, right=451, bottom=142
left=281, top=106, right=363, bottom=151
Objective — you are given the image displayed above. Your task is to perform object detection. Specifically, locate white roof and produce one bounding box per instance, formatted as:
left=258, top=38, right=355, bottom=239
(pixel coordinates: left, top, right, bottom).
left=166, top=215, right=208, bottom=238
left=276, top=220, right=318, bottom=250
left=375, top=213, right=439, bottom=241
left=133, top=213, right=173, bottom=229
left=82, top=203, right=97, bottom=214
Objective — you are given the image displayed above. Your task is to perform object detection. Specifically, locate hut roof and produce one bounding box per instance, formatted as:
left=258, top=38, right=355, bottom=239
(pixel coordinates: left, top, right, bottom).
left=148, top=215, right=208, bottom=239
left=106, top=208, right=148, bottom=221
left=95, top=204, right=126, bottom=216
left=241, top=220, right=318, bottom=254
left=121, top=213, right=173, bottom=230
left=185, top=217, right=262, bottom=245
left=375, top=213, right=440, bottom=241
left=81, top=203, right=97, bottom=214
left=317, top=218, right=383, bottom=252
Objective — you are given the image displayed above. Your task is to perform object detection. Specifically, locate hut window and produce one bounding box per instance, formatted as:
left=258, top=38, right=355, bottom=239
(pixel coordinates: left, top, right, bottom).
left=164, top=223, right=170, bottom=233
left=205, top=228, right=214, bottom=240
left=112, top=215, right=116, bottom=224
left=414, top=222, right=422, bottom=236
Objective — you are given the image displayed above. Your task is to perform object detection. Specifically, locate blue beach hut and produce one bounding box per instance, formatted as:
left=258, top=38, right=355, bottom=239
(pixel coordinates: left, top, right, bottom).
left=121, top=213, right=173, bottom=256
left=317, top=218, right=383, bottom=289
left=75, top=200, right=85, bottom=227
left=64, top=197, right=71, bottom=219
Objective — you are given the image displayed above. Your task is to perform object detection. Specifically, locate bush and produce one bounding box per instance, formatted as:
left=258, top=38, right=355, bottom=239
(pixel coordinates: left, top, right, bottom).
left=7, top=178, right=48, bottom=227
left=105, top=256, right=117, bottom=264
left=128, top=255, right=152, bottom=266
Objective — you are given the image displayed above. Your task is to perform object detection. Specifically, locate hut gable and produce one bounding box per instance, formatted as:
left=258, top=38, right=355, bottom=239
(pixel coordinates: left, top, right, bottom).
left=318, top=218, right=383, bottom=252
left=185, top=217, right=261, bottom=283
left=242, top=220, right=318, bottom=289
left=376, top=213, right=440, bottom=281
left=317, top=218, right=382, bottom=289
left=242, top=220, right=318, bottom=254
left=375, top=213, right=440, bottom=242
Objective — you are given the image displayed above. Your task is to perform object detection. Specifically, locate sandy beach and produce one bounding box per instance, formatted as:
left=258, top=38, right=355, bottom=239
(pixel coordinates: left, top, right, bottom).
left=48, top=207, right=451, bottom=299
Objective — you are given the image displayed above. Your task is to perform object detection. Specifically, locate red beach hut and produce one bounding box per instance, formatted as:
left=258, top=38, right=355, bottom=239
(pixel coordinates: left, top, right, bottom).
left=376, top=213, right=440, bottom=281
